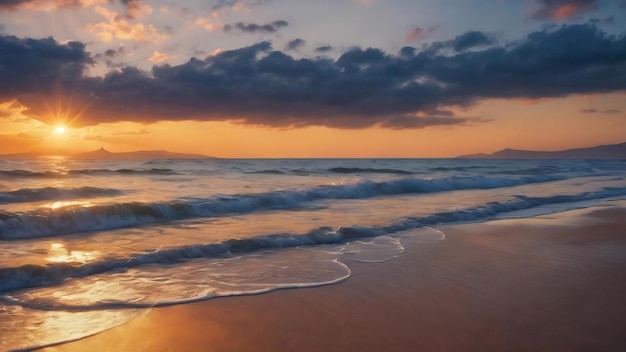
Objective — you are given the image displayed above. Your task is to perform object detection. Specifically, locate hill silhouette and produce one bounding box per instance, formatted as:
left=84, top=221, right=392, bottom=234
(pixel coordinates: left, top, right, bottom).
left=459, top=142, right=626, bottom=159
left=71, top=147, right=212, bottom=160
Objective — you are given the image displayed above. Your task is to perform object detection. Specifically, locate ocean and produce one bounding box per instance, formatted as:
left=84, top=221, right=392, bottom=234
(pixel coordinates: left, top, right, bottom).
left=1, top=157, right=625, bottom=350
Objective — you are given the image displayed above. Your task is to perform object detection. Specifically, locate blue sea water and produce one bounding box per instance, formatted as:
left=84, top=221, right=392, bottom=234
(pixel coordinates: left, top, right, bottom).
left=0, top=157, right=625, bottom=350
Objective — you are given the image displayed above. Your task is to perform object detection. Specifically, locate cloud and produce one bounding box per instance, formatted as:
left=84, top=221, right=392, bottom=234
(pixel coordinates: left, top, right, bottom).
left=531, top=0, right=598, bottom=20
left=314, top=45, right=333, bottom=53
left=426, top=31, right=496, bottom=54
left=93, top=45, right=126, bottom=67
left=149, top=50, right=168, bottom=63
left=88, top=4, right=167, bottom=42
left=581, top=108, right=621, bottom=114
left=285, top=38, right=305, bottom=51
left=450, top=31, right=496, bottom=52
left=117, top=0, right=151, bottom=19
left=210, top=0, right=239, bottom=10
left=0, top=35, right=93, bottom=97
left=0, top=0, right=33, bottom=11
left=589, top=16, right=613, bottom=24
left=210, top=0, right=272, bottom=11
left=2, top=23, right=626, bottom=130
left=223, top=20, right=288, bottom=34
left=405, top=27, right=426, bottom=43
left=195, top=17, right=222, bottom=32
left=0, top=0, right=97, bottom=12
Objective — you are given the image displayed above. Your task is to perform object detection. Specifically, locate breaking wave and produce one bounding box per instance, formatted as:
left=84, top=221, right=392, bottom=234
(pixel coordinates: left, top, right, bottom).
left=0, top=187, right=124, bottom=204
left=0, top=174, right=564, bottom=239
left=1, top=186, right=624, bottom=293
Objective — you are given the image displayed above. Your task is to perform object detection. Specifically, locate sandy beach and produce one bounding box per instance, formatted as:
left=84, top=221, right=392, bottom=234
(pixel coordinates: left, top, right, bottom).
left=40, top=204, right=626, bottom=352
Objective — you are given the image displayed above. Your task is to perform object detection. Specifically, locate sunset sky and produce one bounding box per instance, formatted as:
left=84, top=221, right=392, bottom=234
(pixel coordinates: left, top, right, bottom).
left=0, top=0, right=625, bottom=157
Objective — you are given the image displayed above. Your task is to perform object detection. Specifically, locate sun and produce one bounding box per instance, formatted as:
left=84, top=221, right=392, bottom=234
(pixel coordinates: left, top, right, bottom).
left=54, top=126, right=66, bottom=135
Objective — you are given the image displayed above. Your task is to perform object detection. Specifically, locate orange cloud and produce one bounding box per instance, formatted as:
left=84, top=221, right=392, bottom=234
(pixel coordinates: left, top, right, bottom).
left=149, top=50, right=168, bottom=63
left=88, top=5, right=167, bottom=42
left=194, top=17, right=222, bottom=32
left=232, top=2, right=245, bottom=11
left=530, top=0, right=597, bottom=20
left=123, top=0, right=152, bottom=19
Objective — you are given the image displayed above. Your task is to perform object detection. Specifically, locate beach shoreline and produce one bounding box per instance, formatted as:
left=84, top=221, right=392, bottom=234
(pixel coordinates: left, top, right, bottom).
left=40, top=203, right=626, bottom=352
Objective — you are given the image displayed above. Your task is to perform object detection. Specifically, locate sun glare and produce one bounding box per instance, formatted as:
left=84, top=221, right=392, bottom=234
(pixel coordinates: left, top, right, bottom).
left=55, top=126, right=66, bottom=135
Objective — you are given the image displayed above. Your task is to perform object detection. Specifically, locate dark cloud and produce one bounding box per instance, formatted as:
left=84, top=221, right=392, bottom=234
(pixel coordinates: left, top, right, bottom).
left=582, top=108, right=621, bottom=114
left=2, top=23, right=626, bottom=130
left=0, top=35, right=93, bottom=97
left=210, top=0, right=237, bottom=10
left=285, top=38, right=305, bottom=51
left=0, top=0, right=39, bottom=11
left=103, top=49, right=117, bottom=57
left=451, top=31, right=496, bottom=52
left=94, top=46, right=126, bottom=68
left=224, top=20, right=289, bottom=34
left=531, top=0, right=598, bottom=20
left=0, top=0, right=85, bottom=11
left=426, top=31, right=496, bottom=54
left=378, top=115, right=467, bottom=129
left=210, top=0, right=272, bottom=10
left=399, top=46, right=415, bottom=58
left=589, top=16, right=613, bottom=24
left=315, top=45, right=333, bottom=53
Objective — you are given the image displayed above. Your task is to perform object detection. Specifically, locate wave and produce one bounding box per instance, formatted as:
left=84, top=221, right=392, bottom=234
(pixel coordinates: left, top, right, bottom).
left=246, top=167, right=413, bottom=175
left=1, top=186, right=624, bottom=293
left=326, top=167, right=413, bottom=174
left=0, top=168, right=180, bottom=178
left=0, top=170, right=63, bottom=178
left=245, top=170, right=286, bottom=175
left=0, top=187, right=124, bottom=204
left=0, top=174, right=564, bottom=240
left=430, top=166, right=487, bottom=172
left=70, top=168, right=181, bottom=176
left=493, top=166, right=594, bottom=176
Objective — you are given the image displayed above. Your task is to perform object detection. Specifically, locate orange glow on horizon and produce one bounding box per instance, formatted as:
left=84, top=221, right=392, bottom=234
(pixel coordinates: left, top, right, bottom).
left=1, top=94, right=624, bottom=158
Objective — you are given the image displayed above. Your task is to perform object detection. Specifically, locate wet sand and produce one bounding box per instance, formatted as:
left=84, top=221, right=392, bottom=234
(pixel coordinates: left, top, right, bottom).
left=41, top=204, right=626, bottom=352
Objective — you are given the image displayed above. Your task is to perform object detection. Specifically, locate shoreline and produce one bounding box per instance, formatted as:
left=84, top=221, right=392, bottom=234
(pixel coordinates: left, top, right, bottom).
left=41, top=203, right=626, bottom=352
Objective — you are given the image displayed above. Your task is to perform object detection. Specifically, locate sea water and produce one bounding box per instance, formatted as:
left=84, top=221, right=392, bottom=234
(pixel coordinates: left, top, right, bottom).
left=0, top=157, right=625, bottom=350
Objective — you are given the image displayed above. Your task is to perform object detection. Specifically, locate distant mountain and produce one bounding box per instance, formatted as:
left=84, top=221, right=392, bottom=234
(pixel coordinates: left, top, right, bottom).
left=0, top=148, right=213, bottom=159
left=72, top=147, right=212, bottom=160
left=459, top=142, right=626, bottom=159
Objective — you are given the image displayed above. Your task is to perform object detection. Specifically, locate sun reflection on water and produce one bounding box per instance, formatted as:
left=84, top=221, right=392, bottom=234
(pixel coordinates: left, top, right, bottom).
left=47, top=200, right=93, bottom=210
left=46, top=242, right=99, bottom=264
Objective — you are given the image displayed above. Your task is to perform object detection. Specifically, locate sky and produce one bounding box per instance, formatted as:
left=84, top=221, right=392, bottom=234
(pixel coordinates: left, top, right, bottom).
left=0, top=0, right=625, bottom=157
